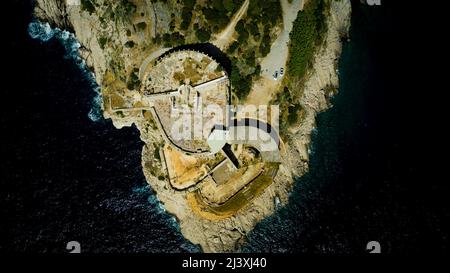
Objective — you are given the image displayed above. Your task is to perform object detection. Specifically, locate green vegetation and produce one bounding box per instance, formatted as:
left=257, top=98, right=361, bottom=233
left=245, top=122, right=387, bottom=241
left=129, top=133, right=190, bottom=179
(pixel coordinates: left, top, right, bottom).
left=136, top=22, right=147, bottom=31
left=169, top=0, right=244, bottom=39
left=97, top=0, right=137, bottom=35
left=124, top=40, right=135, bottom=48
left=268, top=0, right=330, bottom=132
left=110, top=1, right=136, bottom=24
left=247, top=0, right=282, bottom=57
left=287, top=0, right=329, bottom=80
left=154, top=146, right=161, bottom=161
left=80, top=0, right=95, bottom=14
left=206, top=153, right=226, bottom=169
left=98, top=36, right=107, bottom=49
left=180, top=0, right=196, bottom=30
left=118, top=0, right=137, bottom=16
left=230, top=63, right=252, bottom=100
left=224, top=0, right=282, bottom=101
left=203, top=0, right=246, bottom=32
left=228, top=41, right=239, bottom=54
left=116, top=111, right=124, bottom=118
left=195, top=28, right=211, bottom=42
left=248, top=0, right=281, bottom=24
left=160, top=32, right=185, bottom=47
left=223, top=0, right=236, bottom=12
left=127, top=68, right=141, bottom=90
left=273, top=87, right=304, bottom=133
left=259, top=30, right=271, bottom=57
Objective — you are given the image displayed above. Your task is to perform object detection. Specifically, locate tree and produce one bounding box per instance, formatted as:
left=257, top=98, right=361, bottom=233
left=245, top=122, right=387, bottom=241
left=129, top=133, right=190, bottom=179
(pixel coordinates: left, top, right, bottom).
left=235, top=21, right=245, bottom=34
left=195, top=28, right=211, bottom=42
left=254, top=65, right=261, bottom=76
left=180, top=9, right=192, bottom=30
left=223, top=0, right=235, bottom=12
left=211, top=1, right=224, bottom=11
left=259, top=34, right=271, bottom=57
left=288, top=0, right=328, bottom=79
left=228, top=41, right=239, bottom=54
left=80, top=0, right=95, bottom=14
left=230, top=64, right=252, bottom=100
left=246, top=21, right=259, bottom=36
left=127, top=70, right=140, bottom=90
left=245, top=51, right=256, bottom=67
left=124, top=40, right=135, bottom=48
left=136, top=22, right=147, bottom=31
left=98, top=37, right=107, bottom=49
left=180, top=0, right=196, bottom=30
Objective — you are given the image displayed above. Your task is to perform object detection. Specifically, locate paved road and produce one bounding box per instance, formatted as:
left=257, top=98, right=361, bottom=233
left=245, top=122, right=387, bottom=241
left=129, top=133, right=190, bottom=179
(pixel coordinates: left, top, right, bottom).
left=260, top=0, right=304, bottom=81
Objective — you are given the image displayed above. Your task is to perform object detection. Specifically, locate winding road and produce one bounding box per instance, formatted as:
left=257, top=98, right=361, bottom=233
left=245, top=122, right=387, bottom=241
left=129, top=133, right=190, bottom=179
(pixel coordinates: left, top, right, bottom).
left=211, top=0, right=250, bottom=50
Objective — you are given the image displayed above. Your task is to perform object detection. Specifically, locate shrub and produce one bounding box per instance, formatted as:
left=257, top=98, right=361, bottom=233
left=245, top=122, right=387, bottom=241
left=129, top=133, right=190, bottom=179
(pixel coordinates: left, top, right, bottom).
left=195, top=28, right=211, bottom=42
left=127, top=70, right=140, bottom=90
left=124, top=40, right=135, bottom=48
left=136, top=22, right=147, bottom=31
left=228, top=41, right=239, bottom=54
left=223, top=0, right=236, bottom=13
left=98, top=37, right=107, bottom=49
left=230, top=64, right=252, bottom=100
left=154, top=146, right=161, bottom=161
left=180, top=0, right=196, bottom=30
left=81, top=0, right=95, bottom=14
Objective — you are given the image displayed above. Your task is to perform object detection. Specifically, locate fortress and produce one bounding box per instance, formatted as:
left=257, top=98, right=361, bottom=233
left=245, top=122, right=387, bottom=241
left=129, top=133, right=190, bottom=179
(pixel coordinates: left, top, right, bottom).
left=106, top=48, right=281, bottom=219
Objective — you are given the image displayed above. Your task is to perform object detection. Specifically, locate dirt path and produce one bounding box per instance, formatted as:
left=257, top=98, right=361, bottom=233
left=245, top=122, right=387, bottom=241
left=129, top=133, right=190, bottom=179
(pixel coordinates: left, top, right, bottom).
left=139, top=47, right=171, bottom=80
left=246, top=0, right=304, bottom=106
left=245, top=77, right=278, bottom=106
left=211, top=0, right=250, bottom=50
left=260, top=0, right=304, bottom=81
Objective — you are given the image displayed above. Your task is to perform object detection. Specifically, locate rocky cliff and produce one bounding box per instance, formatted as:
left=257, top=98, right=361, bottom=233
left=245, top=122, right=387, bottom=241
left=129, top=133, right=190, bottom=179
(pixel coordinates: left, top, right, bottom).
left=33, top=0, right=351, bottom=252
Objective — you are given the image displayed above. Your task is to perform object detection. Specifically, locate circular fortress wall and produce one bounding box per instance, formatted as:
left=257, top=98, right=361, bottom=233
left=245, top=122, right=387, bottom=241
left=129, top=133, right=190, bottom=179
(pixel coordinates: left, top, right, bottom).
left=142, top=50, right=230, bottom=154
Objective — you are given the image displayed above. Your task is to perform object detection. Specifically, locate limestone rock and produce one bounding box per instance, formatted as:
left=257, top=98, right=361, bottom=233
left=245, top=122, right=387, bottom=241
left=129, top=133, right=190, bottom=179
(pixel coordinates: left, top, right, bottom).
left=33, top=0, right=352, bottom=253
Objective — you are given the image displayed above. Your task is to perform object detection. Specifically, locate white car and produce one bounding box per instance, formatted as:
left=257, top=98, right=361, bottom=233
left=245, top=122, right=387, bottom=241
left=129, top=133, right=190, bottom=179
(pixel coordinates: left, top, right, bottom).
left=280, top=67, right=284, bottom=76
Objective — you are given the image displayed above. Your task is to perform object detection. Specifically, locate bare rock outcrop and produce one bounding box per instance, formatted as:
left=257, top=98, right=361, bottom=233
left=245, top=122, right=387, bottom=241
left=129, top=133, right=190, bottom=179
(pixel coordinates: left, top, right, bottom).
left=33, top=0, right=352, bottom=252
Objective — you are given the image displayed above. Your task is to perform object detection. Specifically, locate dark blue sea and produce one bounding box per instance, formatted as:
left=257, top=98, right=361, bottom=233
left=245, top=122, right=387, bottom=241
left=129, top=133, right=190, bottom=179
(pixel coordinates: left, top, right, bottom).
left=1, top=1, right=447, bottom=253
